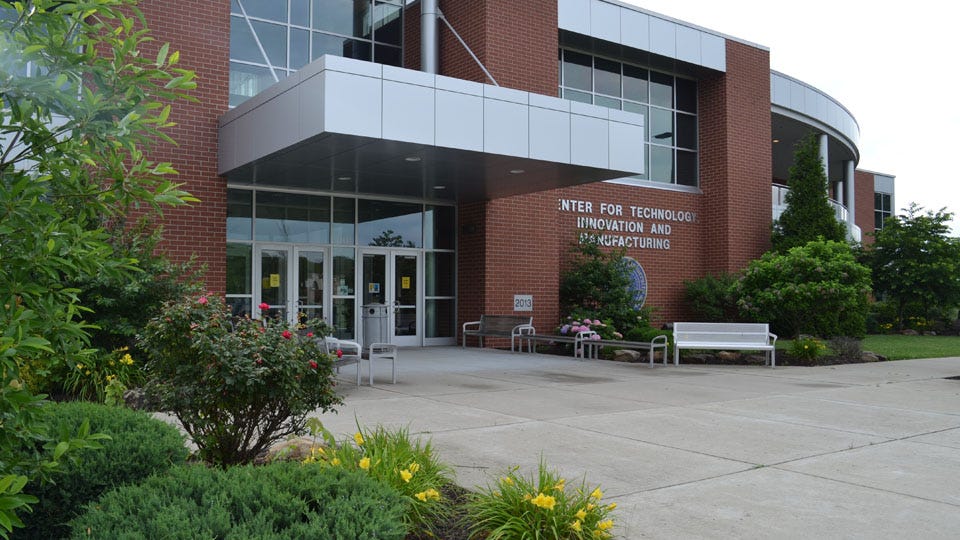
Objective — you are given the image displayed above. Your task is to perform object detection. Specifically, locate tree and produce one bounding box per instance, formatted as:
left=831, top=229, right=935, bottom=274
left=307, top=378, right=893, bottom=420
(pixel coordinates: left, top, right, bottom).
left=772, top=133, right=847, bottom=252
left=867, top=204, right=960, bottom=330
left=0, top=0, right=195, bottom=533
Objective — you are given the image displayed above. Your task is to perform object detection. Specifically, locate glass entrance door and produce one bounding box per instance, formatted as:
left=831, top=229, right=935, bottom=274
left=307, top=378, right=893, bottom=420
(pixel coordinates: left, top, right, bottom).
left=295, top=248, right=325, bottom=322
left=361, top=250, right=420, bottom=346
left=255, top=245, right=327, bottom=325
left=256, top=246, right=289, bottom=321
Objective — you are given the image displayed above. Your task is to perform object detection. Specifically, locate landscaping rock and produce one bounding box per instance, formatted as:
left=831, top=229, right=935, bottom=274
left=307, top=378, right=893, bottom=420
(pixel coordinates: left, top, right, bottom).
left=861, top=351, right=884, bottom=362
left=613, top=349, right=644, bottom=363
left=902, top=329, right=920, bottom=336
left=261, top=437, right=319, bottom=463
left=717, top=351, right=742, bottom=362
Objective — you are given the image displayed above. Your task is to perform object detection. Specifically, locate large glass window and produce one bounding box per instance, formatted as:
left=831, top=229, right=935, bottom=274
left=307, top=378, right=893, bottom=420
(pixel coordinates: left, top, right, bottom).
left=255, top=192, right=331, bottom=243
left=558, top=49, right=699, bottom=187
left=875, top=193, right=892, bottom=230
left=230, top=0, right=403, bottom=106
left=358, top=200, right=422, bottom=248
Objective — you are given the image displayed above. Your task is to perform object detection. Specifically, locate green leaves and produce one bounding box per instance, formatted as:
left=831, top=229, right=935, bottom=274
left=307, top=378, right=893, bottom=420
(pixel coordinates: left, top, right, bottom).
left=0, top=0, right=199, bottom=532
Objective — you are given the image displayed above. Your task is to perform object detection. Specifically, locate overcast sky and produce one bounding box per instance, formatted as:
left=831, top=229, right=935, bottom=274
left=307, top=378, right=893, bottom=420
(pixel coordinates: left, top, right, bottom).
left=621, top=0, right=960, bottom=234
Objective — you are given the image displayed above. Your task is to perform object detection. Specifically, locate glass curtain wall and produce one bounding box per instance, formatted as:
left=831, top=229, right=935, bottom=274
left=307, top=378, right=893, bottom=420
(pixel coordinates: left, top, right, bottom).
left=229, top=0, right=404, bottom=106
left=226, top=188, right=456, bottom=342
left=559, top=49, right=698, bottom=187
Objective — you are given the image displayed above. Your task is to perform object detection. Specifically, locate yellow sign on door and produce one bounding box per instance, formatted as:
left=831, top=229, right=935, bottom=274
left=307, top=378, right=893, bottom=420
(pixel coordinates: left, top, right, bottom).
left=269, top=274, right=280, bottom=287
left=401, top=276, right=411, bottom=289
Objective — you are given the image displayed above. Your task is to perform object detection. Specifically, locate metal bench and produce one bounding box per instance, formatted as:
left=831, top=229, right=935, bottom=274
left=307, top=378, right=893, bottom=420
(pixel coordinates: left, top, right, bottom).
left=322, top=337, right=398, bottom=385
left=518, top=330, right=600, bottom=359
left=673, top=322, right=778, bottom=367
left=462, top=315, right=534, bottom=351
left=582, top=335, right=670, bottom=366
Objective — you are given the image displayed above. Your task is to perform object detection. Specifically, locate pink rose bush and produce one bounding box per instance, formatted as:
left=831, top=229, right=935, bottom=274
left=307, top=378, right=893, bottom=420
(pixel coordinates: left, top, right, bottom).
left=139, top=295, right=341, bottom=466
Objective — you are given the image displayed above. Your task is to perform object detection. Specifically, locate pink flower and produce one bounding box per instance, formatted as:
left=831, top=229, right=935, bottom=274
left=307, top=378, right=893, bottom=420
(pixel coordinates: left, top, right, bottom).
left=282, top=330, right=292, bottom=339
left=306, top=332, right=314, bottom=338
left=256, top=359, right=263, bottom=365
left=198, top=296, right=208, bottom=305
left=590, top=334, right=601, bottom=340
left=309, top=360, right=318, bottom=369
left=258, top=302, right=269, bottom=310
left=336, top=349, right=343, bottom=359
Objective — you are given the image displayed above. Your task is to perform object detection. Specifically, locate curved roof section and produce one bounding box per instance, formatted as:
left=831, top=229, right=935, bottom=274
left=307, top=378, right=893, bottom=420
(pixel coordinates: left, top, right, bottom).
left=771, top=70, right=860, bottom=157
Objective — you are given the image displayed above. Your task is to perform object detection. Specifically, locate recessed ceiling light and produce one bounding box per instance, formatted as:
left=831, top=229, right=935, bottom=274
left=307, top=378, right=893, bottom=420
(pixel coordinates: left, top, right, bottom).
left=337, top=176, right=352, bottom=181
left=509, top=169, right=525, bottom=174
left=433, top=185, right=446, bottom=190
left=405, top=156, right=421, bottom=162
left=772, top=139, right=780, bottom=143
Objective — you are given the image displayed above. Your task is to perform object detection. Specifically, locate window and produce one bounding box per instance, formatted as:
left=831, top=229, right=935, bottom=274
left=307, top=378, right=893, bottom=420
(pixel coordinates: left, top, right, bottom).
left=875, top=193, right=892, bottom=230
left=558, top=49, right=698, bottom=187
left=229, top=0, right=404, bottom=106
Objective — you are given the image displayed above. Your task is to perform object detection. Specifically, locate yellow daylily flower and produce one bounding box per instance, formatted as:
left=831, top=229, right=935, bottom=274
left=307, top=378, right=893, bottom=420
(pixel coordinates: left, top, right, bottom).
left=415, top=491, right=428, bottom=502
left=529, top=492, right=556, bottom=510
left=501, top=476, right=514, bottom=486
left=359, top=457, right=370, bottom=470
left=576, top=509, right=587, bottom=520
left=354, top=432, right=365, bottom=446
left=408, top=462, right=420, bottom=473
left=331, top=458, right=341, bottom=466
left=571, top=520, right=582, bottom=532
left=607, top=502, right=617, bottom=510
left=400, top=469, right=413, bottom=482
left=598, top=519, right=614, bottom=531
left=590, top=487, right=603, bottom=500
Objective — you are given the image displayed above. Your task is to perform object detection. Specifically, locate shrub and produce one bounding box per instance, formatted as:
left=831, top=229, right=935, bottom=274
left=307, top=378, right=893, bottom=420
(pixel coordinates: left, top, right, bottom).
left=304, top=420, right=454, bottom=537
left=16, top=402, right=188, bottom=539
left=138, top=295, right=342, bottom=466
left=560, top=241, right=639, bottom=333
left=68, top=462, right=407, bottom=539
left=737, top=240, right=871, bottom=338
left=788, top=336, right=827, bottom=362
left=683, top=273, right=741, bottom=322
left=469, top=461, right=617, bottom=540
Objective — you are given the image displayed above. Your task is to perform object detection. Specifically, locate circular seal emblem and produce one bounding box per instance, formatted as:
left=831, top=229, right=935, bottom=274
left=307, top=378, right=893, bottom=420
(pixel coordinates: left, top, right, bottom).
left=622, top=257, right=647, bottom=309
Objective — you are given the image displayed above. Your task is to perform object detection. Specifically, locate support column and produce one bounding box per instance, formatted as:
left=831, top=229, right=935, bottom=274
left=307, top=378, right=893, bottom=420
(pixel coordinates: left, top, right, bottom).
left=819, top=133, right=829, bottom=187
left=845, top=160, right=856, bottom=230
left=834, top=181, right=844, bottom=205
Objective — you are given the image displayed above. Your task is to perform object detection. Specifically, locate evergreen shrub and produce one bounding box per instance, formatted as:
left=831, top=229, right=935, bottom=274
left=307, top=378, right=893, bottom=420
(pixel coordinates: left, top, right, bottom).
left=69, top=463, right=407, bottom=539
left=16, top=402, right=187, bottom=539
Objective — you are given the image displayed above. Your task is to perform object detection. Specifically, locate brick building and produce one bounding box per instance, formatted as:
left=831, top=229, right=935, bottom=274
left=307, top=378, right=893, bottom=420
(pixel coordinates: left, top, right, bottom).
left=142, top=0, right=895, bottom=346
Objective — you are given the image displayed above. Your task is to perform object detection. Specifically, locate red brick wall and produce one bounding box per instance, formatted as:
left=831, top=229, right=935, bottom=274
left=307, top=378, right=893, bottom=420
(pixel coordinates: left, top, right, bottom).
left=855, top=170, right=876, bottom=244
left=138, top=1, right=230, bottom=294
left=698, top=41, right=772, bottom=275
left=451, top=9, right=773, bottom=338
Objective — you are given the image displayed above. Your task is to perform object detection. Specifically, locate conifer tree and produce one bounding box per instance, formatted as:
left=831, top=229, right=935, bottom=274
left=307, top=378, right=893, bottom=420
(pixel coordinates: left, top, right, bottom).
left=772, top=133, right=847, bottom=252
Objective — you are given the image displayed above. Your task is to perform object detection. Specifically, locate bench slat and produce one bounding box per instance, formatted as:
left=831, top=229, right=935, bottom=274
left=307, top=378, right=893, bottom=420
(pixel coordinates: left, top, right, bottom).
left=674, top=322, right=777, bottom=368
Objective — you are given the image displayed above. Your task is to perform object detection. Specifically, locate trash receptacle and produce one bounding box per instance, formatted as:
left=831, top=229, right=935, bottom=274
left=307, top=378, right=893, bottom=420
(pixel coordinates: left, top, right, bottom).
left=362, top=303, right=389, bottom=346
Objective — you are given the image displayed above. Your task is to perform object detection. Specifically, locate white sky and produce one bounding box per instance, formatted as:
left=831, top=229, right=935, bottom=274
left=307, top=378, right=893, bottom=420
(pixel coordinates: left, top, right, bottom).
left=621, top=0, right=960, bottom=233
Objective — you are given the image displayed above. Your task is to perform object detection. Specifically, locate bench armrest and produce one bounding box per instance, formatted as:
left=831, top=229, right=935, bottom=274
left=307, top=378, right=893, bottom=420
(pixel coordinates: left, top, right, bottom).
left=462, top=320, right=481, bottom=332
left=513, top=324, right=536, bottom=337
left=768, top=332, right=778, bottom=345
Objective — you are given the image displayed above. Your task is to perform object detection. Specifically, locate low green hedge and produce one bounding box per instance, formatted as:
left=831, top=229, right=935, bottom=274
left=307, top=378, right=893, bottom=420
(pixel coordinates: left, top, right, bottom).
left=69, top=462, right=408, bottom=539
left=16, top=401, right=188, bottom=539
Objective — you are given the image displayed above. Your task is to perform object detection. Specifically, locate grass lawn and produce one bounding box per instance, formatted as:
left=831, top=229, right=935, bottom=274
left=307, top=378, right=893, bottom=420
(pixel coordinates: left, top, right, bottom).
left=778, top=335, right=960, bottom=361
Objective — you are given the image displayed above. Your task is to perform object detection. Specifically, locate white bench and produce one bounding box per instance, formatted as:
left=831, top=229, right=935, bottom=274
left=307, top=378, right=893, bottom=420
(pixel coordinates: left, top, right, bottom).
left=673, top=322, right=778, bottom=367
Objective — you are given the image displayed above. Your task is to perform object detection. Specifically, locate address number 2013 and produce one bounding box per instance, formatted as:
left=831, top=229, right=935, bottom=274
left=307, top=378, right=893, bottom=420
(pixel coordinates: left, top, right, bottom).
left=513, top=295, right=533, bottom=312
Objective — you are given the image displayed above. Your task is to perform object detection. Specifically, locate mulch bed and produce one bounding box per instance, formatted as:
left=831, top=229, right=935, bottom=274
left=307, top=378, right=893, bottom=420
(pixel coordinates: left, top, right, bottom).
left=407, top=484, right=472, bottom=540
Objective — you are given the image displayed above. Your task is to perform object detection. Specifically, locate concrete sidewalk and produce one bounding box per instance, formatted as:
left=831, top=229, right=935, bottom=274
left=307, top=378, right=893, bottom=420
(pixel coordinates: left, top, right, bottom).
left=317, top=347, right=960, bottom=539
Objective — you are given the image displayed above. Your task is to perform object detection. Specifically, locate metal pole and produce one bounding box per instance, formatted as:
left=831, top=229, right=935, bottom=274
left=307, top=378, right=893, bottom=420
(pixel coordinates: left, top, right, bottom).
left=421, top=0, right=439, bottom=74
